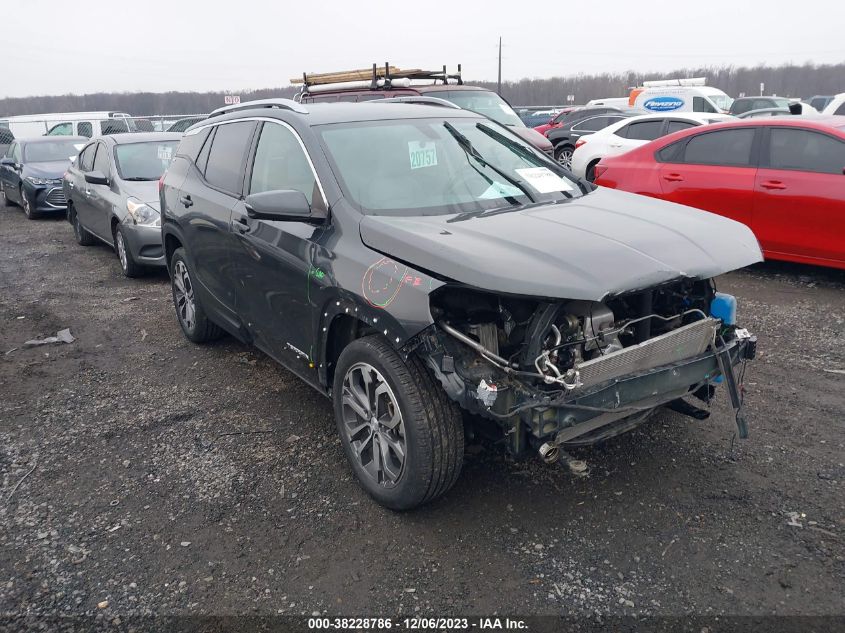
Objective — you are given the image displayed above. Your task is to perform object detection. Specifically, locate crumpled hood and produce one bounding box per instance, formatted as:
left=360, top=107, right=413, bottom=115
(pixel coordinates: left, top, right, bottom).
left=359, top=187, right=762, bottom=301
left=23, top=161, right=69, bottom=179
left=120, top=180, right=160, bottom=208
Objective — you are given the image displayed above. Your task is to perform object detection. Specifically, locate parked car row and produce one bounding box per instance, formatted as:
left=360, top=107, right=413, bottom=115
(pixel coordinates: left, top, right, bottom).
left=2, top=94, right=764, bottom=510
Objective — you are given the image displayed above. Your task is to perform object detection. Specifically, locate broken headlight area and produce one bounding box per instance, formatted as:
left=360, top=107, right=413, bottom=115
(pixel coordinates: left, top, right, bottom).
left=419, top=280, right=756, bottom=460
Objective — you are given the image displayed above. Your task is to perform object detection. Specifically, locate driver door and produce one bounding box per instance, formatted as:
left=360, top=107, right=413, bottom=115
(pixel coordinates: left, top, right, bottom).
left=230, top=120, right=328, bottom=379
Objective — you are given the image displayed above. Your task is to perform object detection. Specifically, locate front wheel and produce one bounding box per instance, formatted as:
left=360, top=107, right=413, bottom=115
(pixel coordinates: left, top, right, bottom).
left=114, top=224, right=144, bottom=278
left=332, top=335, right=464, bottom=510
left=22, top=189, right=40, bottom=219
left=554, top=145, right=574, bottom=170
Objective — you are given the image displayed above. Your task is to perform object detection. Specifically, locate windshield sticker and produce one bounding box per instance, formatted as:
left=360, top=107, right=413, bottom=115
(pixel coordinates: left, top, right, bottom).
left=515, top=167, right=573, bottom=194
left=479, top=182, right=525, bottom=199
left=408, top=140, right=437, bottom=170
left=157, top=145, right=174, bottom=161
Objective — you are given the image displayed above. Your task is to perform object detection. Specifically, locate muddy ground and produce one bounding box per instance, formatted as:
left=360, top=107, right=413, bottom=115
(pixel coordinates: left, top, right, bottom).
left=1, top=205, right=843, bottom=628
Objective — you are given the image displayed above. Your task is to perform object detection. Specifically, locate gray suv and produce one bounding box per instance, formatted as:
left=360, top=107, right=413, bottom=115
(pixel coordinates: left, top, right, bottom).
left=160, top=99, right=759, bottom=510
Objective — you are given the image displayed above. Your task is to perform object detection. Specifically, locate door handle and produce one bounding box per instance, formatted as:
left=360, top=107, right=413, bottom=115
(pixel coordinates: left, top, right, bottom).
left=662, top=173, right=684, bottom=182
left=179, top=194, right=193, bottom=208
left=760, top=180, right=786, bottom=190
left=233, top=215, right=250, bottom=234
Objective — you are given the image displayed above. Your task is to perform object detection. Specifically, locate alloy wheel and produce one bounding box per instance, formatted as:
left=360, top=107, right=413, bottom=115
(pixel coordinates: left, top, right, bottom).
left=116, top=230, right=128, bottom=273
left=173, top=260, right=196, bottom=331
left=22, top=192, right=31, bottom=217
left=340, top=362, right=406, bottom=487
left=557, top=148, right=574, bottom=170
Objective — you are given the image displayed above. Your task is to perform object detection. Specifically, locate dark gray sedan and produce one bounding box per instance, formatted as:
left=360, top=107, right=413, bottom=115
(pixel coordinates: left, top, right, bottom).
left=63, top=133, right=181, bottom=277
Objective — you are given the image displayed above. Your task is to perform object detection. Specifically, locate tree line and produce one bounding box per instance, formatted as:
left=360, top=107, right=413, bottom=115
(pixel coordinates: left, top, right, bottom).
left=1, top=62, right=843, bottom=116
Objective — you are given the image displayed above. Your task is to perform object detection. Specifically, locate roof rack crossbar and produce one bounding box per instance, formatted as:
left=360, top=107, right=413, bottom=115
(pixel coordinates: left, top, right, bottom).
left=208, top=98, right=308, bottom=118
left=292, top=63, right=463, bottom=89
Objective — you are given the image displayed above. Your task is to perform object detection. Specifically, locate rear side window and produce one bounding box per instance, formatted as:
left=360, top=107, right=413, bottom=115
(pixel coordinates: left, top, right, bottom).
left=176, top=127, right=211, bottom=161
left=767, top=128, right=845, bottom=174
left=682, top=128, right=755, bottom=166
left=835, top=103, right=845, bottom=116
left=203, top=121, right=256, bottom=194
left=101, top=119, right=130, bottom=135
left=78, top=122, right=93, bottom=138
left=667, top=120, right=697, bottom=134
left=573, top=116, right=613, bottom=132
left=624, top=120, right=664, bottom=141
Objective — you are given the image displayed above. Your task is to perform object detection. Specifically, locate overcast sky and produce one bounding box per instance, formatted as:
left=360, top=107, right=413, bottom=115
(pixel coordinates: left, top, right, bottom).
left=3, top=0, right=843, bottom=98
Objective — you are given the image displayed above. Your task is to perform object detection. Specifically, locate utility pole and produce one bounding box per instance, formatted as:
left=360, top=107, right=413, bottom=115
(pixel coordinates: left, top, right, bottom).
left=497, top=36, right=502, bottom=96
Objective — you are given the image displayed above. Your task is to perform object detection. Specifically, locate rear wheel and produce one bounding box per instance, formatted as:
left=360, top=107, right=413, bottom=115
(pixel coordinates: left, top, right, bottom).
left=169, top=247, right=224, bottom=343
left=0, top=183, right=15, bottom=207
left=71, top=205, right=96, bottom=245
left=114, top=224, right=144, bottom=278
left=332, top=335, right=464, bottom=510
left=555, top=145, right=574, bottom=170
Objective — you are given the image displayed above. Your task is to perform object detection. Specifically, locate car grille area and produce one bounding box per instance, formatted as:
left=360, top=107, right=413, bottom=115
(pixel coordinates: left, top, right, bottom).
left=575, top=317, right=719, bottom=390
left=45, top=188, right=66, bottom=207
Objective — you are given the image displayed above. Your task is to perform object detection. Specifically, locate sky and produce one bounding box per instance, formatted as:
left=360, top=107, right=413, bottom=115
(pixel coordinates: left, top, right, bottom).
left=2, top=0, right=844, bottom=98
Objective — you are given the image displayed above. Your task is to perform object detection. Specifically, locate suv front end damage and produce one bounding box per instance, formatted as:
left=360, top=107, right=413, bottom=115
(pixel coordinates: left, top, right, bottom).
left=415, top=278, right=756, bottom=460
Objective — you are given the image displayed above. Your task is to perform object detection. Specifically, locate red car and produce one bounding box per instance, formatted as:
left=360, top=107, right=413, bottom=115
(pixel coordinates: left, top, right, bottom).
left=533, top=106, right=583, bottom=136
left=595, top=117, right=845, bottom=270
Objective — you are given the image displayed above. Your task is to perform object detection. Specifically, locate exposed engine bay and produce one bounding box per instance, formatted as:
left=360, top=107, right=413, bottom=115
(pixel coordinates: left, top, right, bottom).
left=419, top=278, right=756, bottom=458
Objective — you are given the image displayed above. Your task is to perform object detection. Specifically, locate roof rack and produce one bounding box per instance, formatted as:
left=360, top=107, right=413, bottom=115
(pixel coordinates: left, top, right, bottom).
left=379, top=96, right=462, bottom=109
left=208, top=98, right=308, bottom=118
left=291, top=62, right=462, bottom=92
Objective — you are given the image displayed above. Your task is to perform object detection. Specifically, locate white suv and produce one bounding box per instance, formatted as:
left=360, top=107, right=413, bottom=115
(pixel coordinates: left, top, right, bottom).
left=571, top=112, right=733, bottom=180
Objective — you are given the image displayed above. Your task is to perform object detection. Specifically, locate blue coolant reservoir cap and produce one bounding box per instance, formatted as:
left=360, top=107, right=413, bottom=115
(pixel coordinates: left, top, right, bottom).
left=710, top=292, right=737, bottom=325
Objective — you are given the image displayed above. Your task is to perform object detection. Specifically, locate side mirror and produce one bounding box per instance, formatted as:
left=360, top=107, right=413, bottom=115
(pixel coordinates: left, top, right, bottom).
left=84, top=170, right=109, bottom=185
left=0, top=157, right=16, bottom=167
left=245, top=190, right=314, bottom=221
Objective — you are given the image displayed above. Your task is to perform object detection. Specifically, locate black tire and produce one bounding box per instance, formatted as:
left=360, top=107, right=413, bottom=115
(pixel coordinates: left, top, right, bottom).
left=21, top=188, right=40, bottom=219
left=169, top=247, right=224, bottom=343
left=71, top=205, right=96, bottom=246
left=554, top=144, right=574, bottom=170
left=114, top=224, right=144, bottom=278
left=332, top=335, right=464, bottom=510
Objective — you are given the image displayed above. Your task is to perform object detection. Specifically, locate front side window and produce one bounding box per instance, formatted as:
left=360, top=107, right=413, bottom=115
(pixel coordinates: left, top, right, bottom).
left=682, top=128, right=756, bottom=166
left=203, top=121, right=256, bottom=194
left=693, top=97, right=717, bottom=113
left=624, top=120, right=665, bottom=141
left=114, top=140, right=179, bottom=180
left=835, top=103, right=845, bottom=116
left=318, top=117, right=583, bottom=216
left=23, top=140, right=83, bottom=163
left=250, top=123, right=319, bottom=206
left=666, top=120, right=698, bottom=134
left=93, top=144, right=111, bottom=175
left=79, top=144, right=96, bottom=171
left=767, top=128, right=845, bottom=174
left=47, top=122, right=73, bottom=136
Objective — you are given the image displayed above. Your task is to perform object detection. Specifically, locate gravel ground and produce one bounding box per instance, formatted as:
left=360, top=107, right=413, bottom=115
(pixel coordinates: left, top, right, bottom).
left=1, top=206, right=843, bottom=627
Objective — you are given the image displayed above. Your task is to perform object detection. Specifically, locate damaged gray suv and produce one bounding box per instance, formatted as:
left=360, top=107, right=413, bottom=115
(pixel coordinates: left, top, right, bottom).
left=160, top=98, right=761, bottom=510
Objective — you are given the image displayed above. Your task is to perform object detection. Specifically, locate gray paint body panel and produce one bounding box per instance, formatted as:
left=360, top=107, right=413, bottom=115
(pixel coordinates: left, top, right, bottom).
left=359, top=187, right=763, bottom=300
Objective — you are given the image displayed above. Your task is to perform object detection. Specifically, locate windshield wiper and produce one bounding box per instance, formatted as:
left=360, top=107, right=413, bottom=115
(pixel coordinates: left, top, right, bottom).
left=475, top=122, right=576, bottom=198
left=443, top=122, right=536, bottom=204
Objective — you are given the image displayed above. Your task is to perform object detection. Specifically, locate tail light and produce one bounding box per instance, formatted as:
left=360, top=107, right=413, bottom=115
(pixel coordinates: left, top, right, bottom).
left=575, top=138, right=587, bottom=149
left=593, top=163, right=609, bottom=181
left=158, top=175, right=165, bottom=192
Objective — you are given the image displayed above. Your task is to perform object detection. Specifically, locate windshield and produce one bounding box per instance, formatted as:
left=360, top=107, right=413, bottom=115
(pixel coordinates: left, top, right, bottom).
left=709, top=94, right=734, bottom=111
left=318, top=118, right=584, bottom=217
left=23, top=140, right=82, bottom=162
left=114, top=141, right=178, bottom=180
left=439, top=91, right=524, bottom=127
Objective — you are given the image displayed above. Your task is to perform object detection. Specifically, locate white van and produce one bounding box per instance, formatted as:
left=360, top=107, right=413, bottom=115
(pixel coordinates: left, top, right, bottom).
left=0, top=111, right=136, bottom=140
left=630, top=78, right=733, bottom=114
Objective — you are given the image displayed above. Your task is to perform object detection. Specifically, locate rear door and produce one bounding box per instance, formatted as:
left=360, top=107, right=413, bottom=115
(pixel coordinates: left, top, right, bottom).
left=182, top=120, right=256, bottom=313
left=657, top=127, right=759, bottom=227
left=231, top=120, right=328, bottom=376
left=753, top=126, right=845, bottom=265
